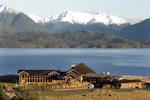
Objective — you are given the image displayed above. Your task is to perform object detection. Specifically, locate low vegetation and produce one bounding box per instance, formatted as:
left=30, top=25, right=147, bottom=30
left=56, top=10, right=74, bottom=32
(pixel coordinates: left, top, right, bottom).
left=0, top=31, right=149, bottom=48
left=42, top=89, right=150, bottom=100
left=14, top=88, right=150, bottom=100
left=1, top=81, right=150, bottom=100
left=1, top=76, right=150, bottom=99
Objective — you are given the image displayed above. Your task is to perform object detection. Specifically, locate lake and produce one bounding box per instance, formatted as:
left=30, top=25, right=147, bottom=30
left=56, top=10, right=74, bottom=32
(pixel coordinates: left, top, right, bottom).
left=0, top=48, right=150, bottom=76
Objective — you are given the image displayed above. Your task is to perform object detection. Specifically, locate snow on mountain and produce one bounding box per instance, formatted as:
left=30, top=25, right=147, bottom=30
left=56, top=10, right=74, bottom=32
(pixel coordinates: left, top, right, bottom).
left=49, top=11, right=143, bottom=25
left=28, top=14, right=46, bottom=23
left=0, top=5, right=142, bottom=25
left=127, top=18, right=142, bottom=25
left=47, top=11, right=129, bottom=25
left=0, top=4, right=19, bottom=14
left=49, top=11, right=93, bottom=24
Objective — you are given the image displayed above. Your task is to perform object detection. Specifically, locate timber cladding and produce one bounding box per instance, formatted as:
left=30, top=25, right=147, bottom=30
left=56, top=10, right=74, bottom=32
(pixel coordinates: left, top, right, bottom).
left=17, top=70, right=62, bottom=85
left=118, top=79, right=143, bottom=88
left=17, top=63, right=95, bottom=85
left=63, top=63, right=95, bottom=82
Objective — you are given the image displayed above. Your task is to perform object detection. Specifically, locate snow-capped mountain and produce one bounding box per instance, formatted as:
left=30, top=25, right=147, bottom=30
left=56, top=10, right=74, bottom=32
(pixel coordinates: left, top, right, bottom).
left=27, top=14, right=45, bottom=23
left=49, top=11, right=94, bottom=24
left=1, top=4, right=150, bottom=44
left=48, top=11, right=129, bottom=25
left=127, top=18, right=142, bottom=25
left=25, top=10, right=141, bottom=26
left=28, top=14, right=51, bottom=24
left=0, top=4, right=19, bottom=14
left=0, top=4, right=44, bottom=32
left=29, top=10, right=141, bottom=26
left=0, top=4, right=140, bottom=25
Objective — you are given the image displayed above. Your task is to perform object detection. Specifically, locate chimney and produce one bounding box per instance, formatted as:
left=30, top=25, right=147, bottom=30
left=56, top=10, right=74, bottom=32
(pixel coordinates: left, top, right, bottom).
left=71, top=64, right=76, bottom=69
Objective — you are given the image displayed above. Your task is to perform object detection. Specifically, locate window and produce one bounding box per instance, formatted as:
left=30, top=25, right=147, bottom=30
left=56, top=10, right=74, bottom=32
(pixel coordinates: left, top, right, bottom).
left=22, top=74, right=24, bottom=78
left=30, top=79, right=32, bottom=82
left=32, top=78, right=34, bottom=82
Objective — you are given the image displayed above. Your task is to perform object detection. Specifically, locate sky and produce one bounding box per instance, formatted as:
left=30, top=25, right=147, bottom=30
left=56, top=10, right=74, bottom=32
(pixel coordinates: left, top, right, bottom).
left=0, top=0, right=150, bottom=19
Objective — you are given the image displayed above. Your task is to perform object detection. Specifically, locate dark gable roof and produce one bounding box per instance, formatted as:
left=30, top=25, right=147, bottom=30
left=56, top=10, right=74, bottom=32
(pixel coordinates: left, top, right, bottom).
left=70, top=63, right=95, bottom=75
left=18, top=63, right=94, bottom=76
left=84, top=73, right=101, bottom=78
left=59, top=71, right=67, bottom=76
left=119, top=79, right=142, bottom=83
left=17, top=70, right=59, bottom=76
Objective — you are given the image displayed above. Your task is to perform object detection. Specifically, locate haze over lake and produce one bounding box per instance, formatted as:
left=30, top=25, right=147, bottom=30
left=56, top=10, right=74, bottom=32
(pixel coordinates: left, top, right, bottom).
left=0, top=48, right=150, bottom=76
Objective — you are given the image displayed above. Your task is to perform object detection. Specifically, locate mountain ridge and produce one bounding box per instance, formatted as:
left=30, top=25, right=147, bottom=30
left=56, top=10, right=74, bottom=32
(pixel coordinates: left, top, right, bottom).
left=120, top=18, right=150, bottom=43
left=45, top=10, right=129, bottom=25
left=0, top=4, right=150, bottom=47
left=0, top=4, right=141, bottom=25
left=0, top=31, right=147, bottom=48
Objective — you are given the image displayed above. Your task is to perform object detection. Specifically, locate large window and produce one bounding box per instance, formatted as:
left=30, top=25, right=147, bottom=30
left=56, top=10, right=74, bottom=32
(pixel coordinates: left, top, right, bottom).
left=22, top=74, right=25, bottom=78
left=30, top=78, right=32, bottom=82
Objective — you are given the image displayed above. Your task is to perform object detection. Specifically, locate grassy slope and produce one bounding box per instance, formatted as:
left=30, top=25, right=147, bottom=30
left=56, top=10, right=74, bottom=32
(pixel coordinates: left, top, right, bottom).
left=1, top=82, right=150, bottom=100
left=41, top=89, right=150, bottom=100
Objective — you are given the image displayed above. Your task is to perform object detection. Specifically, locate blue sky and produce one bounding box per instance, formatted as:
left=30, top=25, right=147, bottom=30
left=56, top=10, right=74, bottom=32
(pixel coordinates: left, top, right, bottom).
left=1, top=0, right=150, bottom=19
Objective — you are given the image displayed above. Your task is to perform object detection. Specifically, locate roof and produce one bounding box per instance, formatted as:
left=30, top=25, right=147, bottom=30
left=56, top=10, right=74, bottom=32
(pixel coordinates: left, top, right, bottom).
left=111, top=76, right=124, bottom=80
left=59, top=71, right=67, bottom=76
left=69, top=63, right=95, bottom=75
left=118, top=79, right=142, bottom=83
left=84, top=73, right=101, bottom=78
left=17, top=70, right=59, bottom=76
left=144, top=83, right=150, bottom=86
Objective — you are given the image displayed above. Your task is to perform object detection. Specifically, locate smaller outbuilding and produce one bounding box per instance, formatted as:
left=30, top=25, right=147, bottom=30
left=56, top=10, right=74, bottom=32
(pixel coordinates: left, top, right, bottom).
left=144, top=82, right=150, bottom=89
left=113, top=79, right=143, bottom=89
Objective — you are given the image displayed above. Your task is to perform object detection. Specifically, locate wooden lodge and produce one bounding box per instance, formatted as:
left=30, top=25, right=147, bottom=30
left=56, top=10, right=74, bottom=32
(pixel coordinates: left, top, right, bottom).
left=63, top=63, right=95, bottom=82
left=17, top=63, right=95, bottom=85
left=17, top=63, right=144, bottom=89
left=17, top=70, right=65, bottom=85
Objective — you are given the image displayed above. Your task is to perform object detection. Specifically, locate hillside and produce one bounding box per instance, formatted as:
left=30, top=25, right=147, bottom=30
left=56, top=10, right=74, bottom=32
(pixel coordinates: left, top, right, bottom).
left=0, top=32, right=69, bottom=48
left=120, top=19, right=150, bottom=43
left=0, top=5, right=44, bottom=33
left=0, top=31, right=147, bottom=48
left=59, top=31, right=147, bottom=48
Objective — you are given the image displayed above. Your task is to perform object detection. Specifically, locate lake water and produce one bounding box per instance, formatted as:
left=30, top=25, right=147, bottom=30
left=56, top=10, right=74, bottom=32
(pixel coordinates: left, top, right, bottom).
left=0, top=48, right=150, bottom=76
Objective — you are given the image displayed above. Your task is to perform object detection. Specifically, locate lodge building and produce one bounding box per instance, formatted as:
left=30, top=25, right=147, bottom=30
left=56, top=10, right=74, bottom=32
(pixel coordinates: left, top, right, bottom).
left=17, top=70, right=65, bottom=85
left=17, top=63, right=144, bottom=89
left=63, top=63, right=95, bottom=82
left=17, top=63, right=95, bottom=85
